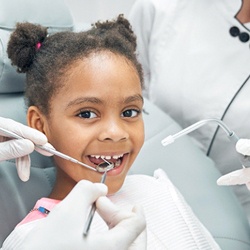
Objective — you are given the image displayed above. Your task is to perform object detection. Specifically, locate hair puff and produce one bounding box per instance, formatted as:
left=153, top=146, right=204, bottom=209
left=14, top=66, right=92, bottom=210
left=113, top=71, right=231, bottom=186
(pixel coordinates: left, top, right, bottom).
left=93, top=14, right=137, bottom=51
left=7, top=22, right=48, bottom=73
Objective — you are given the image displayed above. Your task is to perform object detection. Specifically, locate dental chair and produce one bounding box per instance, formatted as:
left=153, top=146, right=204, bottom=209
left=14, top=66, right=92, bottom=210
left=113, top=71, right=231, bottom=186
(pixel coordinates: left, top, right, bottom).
left=1, top=0, right=250, bottom=249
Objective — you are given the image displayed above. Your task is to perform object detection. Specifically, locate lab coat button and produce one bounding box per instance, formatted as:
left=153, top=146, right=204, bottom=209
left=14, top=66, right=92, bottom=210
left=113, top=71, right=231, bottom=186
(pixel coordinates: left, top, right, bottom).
left=229, top=26, right=240, bottom=37
left=239, top=32, right=250, bottom=43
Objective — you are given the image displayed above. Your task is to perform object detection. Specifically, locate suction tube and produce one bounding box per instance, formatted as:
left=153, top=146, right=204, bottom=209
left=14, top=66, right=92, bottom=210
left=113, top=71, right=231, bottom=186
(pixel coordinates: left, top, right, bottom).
left=161, top=118, right=250, bottom=167
left=161, top=118, right=239, bottom=146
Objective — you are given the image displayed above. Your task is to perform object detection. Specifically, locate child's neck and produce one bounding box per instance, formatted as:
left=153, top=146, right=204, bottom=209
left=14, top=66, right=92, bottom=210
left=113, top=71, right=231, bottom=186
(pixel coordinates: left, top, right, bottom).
left=49, top=174, right=76, bottom=200
left=49, top=187, right=68, bottom=200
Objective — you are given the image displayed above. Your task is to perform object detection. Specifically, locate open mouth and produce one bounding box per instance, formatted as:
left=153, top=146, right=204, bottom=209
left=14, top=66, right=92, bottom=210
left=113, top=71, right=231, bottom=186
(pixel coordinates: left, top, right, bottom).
left=88, top=154, right=124, bottom=170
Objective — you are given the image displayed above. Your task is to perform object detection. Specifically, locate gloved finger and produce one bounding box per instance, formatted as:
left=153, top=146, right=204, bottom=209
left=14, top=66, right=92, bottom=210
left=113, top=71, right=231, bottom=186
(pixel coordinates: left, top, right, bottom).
left=0, top=139, right=34, bottom=161
left=96, top=196, right=130, bottom=228
left=236, top=139, right=250, bottom=155
left=16, top=155, right=31, bottom=182
left=127, top=216, right=147, bottom=250
left=51, top=181, right=108, bottom=219
left=0, top=117, right=47, bottom=145
left=35, top=142, right=55, bottom=156
left=217, top=168, right=250, bottom=185
left=96, top=197, right=146, bottom=245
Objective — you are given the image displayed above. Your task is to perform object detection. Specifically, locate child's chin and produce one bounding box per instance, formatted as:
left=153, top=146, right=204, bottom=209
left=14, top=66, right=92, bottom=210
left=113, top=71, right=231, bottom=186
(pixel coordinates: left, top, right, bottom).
left=107, top=182, right=124, bottom=195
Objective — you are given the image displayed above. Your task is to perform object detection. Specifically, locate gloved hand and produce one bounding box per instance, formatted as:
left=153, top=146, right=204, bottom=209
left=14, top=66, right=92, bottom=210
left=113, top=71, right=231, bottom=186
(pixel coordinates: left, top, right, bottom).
left=19, top=180, right=146, bottom=250
left=217, top=139, right=250, bottom=190
left=0, top=117, right=50, bottom=181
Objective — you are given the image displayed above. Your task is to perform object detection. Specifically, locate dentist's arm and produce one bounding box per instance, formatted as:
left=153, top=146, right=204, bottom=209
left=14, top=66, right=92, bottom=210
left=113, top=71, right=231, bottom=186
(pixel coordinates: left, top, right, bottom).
left=0, top=117, right=50, bottom=181
left=12, top=181, right=146, bottom=250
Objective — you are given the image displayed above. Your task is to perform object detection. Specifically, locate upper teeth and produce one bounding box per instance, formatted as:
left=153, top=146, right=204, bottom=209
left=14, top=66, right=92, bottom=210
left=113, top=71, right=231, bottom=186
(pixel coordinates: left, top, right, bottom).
left=90, top=154, right=123, bottom=160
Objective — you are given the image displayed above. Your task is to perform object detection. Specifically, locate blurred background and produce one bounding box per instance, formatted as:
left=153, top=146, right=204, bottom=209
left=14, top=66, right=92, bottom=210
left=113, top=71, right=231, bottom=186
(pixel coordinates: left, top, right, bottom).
left=65, top=0, right=135, bottom=24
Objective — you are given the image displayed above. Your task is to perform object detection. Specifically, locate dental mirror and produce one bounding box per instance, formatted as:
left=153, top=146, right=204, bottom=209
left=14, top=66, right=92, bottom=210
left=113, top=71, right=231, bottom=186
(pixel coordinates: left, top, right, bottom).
left=83, top=158, right=114, bottom=236
left=96, top=159, right=114, bottom=172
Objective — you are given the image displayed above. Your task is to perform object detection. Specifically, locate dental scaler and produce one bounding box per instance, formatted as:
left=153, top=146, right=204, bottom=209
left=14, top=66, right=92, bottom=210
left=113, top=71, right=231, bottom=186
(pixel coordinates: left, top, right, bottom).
left=0, top=127, right=98, bottom=171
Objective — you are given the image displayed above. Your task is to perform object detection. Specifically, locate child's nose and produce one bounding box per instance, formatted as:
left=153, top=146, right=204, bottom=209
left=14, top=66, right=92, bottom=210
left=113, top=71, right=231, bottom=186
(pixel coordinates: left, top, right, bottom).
left=98, top=118, right=129, bottom=142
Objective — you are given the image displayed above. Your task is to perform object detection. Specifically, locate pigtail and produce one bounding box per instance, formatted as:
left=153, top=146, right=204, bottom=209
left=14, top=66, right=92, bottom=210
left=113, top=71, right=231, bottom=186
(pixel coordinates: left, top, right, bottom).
left=115, top=14, right=137, bottom=51
left=93, top=14, right=137, bottom=52
left=7, top=22, right=48, bottom=73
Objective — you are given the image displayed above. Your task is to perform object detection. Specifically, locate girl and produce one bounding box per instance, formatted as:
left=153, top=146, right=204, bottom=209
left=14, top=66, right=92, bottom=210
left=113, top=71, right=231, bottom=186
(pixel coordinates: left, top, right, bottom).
left=3, top=15, right=220, bottom=249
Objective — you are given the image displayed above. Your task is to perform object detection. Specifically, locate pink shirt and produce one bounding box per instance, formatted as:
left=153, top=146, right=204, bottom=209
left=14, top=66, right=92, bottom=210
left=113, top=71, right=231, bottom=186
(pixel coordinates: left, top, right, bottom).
left=17, top=198, right=60, bottom=226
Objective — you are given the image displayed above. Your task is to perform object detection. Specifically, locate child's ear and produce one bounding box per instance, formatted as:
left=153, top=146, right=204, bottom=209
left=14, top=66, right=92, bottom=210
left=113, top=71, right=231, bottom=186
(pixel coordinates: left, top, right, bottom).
left=27, top=106, right=47, bottom=134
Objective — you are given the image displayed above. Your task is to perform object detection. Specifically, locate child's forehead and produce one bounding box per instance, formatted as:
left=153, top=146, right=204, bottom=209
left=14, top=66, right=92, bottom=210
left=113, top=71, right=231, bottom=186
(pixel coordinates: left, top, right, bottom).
left=64, top=52, right=140, bottom=82
left=65, top=50, right=134, bottom=70
left=56, top=53, right=142, bottom=100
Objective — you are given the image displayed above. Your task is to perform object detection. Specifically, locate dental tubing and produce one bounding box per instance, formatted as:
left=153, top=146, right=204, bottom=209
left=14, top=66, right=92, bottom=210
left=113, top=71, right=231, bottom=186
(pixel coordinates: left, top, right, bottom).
left=161, top=118, right=238, bottom=146
left=161, top=118, right=250, bottom=168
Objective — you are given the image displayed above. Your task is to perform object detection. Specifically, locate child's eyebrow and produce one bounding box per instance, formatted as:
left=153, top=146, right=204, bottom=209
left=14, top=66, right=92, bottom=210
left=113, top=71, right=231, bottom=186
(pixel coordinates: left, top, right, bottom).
left=66, top=97, right=102, bottom=109
left=124, top=94, right=144, bottom=104
left=66, top=94, right=144, bottom=109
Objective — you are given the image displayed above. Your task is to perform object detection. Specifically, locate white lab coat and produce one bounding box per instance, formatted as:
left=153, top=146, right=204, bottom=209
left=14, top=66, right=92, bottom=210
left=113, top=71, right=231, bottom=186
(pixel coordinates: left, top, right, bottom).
left=129, top=0, right=250, bottom=220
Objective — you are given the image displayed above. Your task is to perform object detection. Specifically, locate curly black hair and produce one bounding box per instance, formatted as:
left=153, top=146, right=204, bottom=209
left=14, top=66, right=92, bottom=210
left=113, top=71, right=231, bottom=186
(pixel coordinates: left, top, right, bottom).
left=7, top=14, right=144, bottom=115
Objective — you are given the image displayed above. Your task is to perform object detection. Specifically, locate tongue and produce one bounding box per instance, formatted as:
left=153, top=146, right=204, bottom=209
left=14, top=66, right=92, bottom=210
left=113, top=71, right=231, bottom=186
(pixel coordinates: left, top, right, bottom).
left=88, top=156, right=104, bottom=165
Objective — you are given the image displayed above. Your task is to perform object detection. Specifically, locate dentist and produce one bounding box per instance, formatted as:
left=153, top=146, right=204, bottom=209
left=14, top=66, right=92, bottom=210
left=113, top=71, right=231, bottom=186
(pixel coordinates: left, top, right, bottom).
left=0, top=117, right=146, bottom=250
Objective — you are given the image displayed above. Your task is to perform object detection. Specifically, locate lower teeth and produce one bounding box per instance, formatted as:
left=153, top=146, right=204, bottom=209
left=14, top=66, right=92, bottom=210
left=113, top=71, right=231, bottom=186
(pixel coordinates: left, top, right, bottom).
left=115, top=159, right=121, bottom=167
left=96, top=162, right=114, bottom=172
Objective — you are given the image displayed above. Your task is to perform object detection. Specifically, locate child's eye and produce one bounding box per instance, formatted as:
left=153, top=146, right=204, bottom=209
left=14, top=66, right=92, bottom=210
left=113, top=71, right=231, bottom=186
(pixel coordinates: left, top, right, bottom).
left=122, top=109, right=141, bottom=118
left=78, top=110, right=97, bottom=119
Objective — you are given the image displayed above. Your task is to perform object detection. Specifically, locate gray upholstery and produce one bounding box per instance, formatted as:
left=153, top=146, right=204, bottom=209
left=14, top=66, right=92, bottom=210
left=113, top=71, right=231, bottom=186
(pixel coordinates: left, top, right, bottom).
left=0, top=0, right=250, bottom=249
left=0, top=0, right=74, bottom=94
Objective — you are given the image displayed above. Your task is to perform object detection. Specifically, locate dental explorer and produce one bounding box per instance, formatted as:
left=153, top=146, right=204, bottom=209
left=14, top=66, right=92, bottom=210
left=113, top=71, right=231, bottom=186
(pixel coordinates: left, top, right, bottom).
left=0, top=127, right=113, bottom=171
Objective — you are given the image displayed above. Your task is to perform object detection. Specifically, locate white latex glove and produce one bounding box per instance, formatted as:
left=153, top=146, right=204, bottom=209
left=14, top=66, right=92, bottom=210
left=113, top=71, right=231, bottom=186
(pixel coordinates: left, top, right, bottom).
left=0, top=117, right=51, bottom=181
left=19, top=180, right=146, bottom=250
left=217, top=139, right=250, bottom=190
left=96, top=197, right=147, bottom=250
left=236, top=139, right=250, bottom=155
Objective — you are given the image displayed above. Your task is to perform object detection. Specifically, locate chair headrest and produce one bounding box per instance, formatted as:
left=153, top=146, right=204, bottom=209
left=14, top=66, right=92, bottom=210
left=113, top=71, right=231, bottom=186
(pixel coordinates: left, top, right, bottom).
left=0, top=0, right=74, bottom=94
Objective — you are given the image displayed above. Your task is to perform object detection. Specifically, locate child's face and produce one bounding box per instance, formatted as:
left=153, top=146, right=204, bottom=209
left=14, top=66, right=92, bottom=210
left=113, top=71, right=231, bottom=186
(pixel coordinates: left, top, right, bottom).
left=31, top=52, right=144, bottom=197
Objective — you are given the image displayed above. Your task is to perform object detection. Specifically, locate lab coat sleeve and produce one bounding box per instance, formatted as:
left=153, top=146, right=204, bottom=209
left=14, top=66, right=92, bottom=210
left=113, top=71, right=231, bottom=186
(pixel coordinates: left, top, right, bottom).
left=129, top=0, right=177, bottom=98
